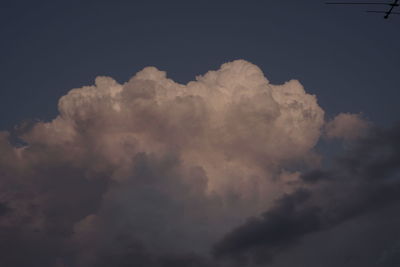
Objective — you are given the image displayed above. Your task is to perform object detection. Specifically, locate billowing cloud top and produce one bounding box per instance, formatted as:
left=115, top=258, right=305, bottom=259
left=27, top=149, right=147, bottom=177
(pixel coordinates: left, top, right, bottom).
left=1, top=60, right=397, bottom=267
left=26, top=60, right=324, bottom=197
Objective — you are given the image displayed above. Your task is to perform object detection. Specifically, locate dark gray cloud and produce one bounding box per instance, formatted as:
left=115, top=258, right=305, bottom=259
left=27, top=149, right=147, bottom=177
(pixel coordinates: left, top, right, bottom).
left=213, top=124, right=400, bottom=265
left=213, top=189, right=322, bottom=264
left=0, top=202, right=10, bottom=216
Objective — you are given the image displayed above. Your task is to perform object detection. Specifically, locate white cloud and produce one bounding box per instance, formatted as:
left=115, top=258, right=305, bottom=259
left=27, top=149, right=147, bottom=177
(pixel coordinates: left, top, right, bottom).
left=0, top=60, right=327, bottom=266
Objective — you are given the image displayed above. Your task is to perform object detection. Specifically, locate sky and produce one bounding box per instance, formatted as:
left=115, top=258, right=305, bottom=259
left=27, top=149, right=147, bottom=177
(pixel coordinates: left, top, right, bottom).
left=1, top=1, right=400, bottom=267
left=2, top=0, right=400, bottom=129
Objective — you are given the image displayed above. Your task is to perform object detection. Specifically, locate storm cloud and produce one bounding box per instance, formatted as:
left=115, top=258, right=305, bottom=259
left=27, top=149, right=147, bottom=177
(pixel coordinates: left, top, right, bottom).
left=0, top=60, right=397, bottom=267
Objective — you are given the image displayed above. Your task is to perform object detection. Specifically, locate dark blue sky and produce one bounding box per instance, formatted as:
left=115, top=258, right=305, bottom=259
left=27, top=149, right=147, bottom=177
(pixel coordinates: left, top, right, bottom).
left=1, top=0, right=400, bottom=130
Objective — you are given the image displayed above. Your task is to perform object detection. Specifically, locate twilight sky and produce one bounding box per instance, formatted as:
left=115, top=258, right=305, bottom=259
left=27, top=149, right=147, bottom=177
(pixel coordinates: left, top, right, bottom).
left=1, top=1, right=400, bottom=267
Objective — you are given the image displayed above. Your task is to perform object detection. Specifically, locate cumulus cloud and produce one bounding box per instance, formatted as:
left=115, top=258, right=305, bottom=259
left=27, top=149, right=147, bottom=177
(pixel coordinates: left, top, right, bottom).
left=1, top=59, right=398, bottom=267
left=0, top=60, right=327, bottom=267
